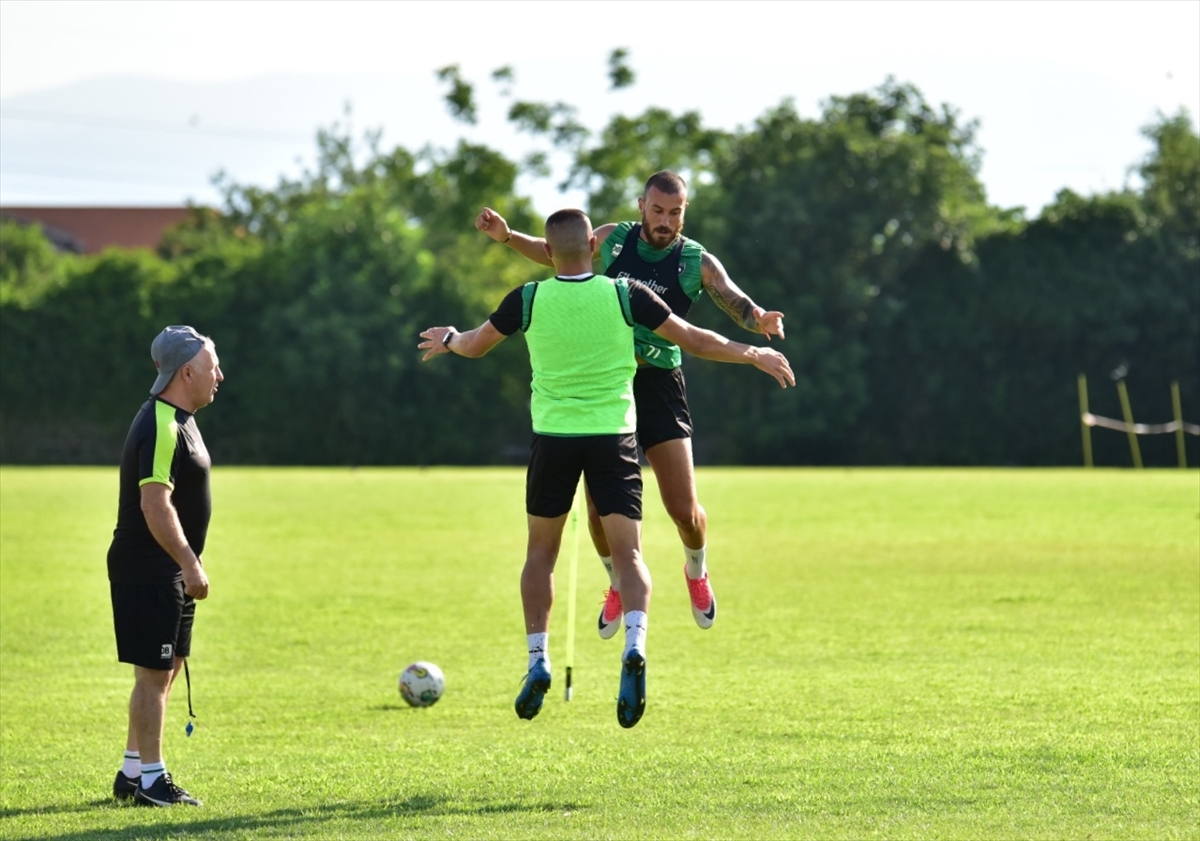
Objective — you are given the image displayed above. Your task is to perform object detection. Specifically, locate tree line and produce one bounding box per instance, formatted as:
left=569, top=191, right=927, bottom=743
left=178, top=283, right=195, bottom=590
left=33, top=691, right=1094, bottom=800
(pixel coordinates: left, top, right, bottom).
left=2, top=59, right=1196, bottom=467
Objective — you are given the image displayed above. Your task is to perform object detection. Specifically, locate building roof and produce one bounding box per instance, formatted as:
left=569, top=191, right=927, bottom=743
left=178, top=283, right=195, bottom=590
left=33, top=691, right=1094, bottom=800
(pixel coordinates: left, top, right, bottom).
left=0, top=206, right=194, bottom=254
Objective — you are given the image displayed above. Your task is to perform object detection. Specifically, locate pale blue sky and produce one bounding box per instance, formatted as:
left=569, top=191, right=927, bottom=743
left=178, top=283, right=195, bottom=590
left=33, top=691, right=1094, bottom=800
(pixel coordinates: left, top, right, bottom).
left=1, top=0, right=1196, bottom=215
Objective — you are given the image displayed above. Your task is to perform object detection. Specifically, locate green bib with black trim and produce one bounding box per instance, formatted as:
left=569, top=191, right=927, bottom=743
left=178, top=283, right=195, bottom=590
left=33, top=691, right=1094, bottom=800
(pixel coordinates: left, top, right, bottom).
left=521, top=276, right=637, bottom=435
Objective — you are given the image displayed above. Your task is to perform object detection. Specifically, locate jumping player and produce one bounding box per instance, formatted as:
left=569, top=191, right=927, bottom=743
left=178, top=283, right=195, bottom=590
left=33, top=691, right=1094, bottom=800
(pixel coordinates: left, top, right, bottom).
left=475, top=171, right=785, bottom=639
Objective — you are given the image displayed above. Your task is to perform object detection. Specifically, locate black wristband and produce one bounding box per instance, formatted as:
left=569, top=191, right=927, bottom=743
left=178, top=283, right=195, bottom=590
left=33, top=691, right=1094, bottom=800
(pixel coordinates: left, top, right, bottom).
left=442, top=331, right=455, bottom=349
left=502, top=233, right=512, bottom=243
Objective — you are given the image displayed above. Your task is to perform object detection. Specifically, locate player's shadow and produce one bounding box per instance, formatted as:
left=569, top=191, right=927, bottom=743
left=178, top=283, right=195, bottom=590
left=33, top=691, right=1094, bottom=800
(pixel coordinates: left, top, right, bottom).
left=1, top=796, right=588, bottom=841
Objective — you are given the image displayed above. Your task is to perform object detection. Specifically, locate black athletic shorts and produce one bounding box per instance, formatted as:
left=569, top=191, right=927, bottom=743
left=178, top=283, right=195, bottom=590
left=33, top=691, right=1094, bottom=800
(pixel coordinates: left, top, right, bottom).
left=110, top=580, right=194, bottom=670
left=527, top=433, right=642, bottom=519
left=633, top=365, right=693, bottom=451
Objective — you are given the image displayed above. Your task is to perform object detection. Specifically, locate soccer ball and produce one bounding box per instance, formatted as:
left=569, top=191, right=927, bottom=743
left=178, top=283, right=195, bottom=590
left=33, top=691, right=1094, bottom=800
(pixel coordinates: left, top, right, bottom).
left=399, top=661, right=444, bottom=708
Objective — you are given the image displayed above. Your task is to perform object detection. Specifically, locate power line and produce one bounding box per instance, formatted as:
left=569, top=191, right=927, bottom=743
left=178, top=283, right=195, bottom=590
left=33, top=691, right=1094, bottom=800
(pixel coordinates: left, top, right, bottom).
left=0, top=107, right=312, bottom=143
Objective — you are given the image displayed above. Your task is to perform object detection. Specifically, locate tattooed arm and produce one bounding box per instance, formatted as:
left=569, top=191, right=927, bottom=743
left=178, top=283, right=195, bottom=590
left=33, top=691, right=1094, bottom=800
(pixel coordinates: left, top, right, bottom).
left=700, top=251, right=786, bottom=340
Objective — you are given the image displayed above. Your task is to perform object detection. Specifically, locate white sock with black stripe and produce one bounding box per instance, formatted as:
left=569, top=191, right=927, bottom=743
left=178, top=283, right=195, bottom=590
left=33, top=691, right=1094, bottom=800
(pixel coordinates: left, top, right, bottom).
left=140, top=761, right=165, bottom=788
left=527, top=632, right=549, bottom=671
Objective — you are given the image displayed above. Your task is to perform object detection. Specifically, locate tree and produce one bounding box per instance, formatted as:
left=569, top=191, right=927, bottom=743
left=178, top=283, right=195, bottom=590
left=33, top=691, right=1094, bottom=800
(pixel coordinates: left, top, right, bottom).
left=682, top=80, right=1001, bottom=463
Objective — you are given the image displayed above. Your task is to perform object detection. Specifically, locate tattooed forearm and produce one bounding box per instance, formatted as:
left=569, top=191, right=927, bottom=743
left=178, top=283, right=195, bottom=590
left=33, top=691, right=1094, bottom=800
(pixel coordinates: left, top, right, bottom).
left=708, top=287, right=760, bottom=330
left=702, top=252, right=762, bottom=332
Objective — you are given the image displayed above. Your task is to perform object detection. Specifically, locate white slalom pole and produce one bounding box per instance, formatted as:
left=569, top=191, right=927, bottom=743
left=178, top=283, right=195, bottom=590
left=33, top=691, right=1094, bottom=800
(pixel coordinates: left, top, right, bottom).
left=564, top=482, right=581, bottom=701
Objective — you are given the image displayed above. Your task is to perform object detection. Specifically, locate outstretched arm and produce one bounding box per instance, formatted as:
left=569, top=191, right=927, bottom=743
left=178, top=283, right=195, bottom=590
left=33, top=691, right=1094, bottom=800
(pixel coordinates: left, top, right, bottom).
left=476, top=207, right=617, bottom=268
left=652, top=314, right=794, bottom=389
left=700, top=251, right=786, bottom=341
left=419, top=321, right=507, bottom=361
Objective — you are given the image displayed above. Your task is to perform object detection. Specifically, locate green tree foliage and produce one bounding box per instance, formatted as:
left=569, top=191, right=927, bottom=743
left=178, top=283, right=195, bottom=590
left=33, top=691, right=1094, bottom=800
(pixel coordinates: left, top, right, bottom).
left=854, top=114, right=1199, bottom=466
left=607, top=47, right=635, bottom=91
left=0, top=219, right=70, bottom=308
left=1, top=70, right=1195, bottom=467
left=680, top=80, right=1005, bottom=463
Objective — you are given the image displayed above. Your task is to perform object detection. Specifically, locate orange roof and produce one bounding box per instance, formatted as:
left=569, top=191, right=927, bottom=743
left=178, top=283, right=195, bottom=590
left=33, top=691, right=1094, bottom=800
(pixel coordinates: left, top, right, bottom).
left=0, top=206, right=194, bottom=254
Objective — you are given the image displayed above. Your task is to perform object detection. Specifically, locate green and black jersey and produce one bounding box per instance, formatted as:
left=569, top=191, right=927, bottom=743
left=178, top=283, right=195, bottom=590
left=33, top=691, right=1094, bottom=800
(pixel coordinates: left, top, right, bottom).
left=598, top=222, right=706, bottom=370
left=107, top=397, right=212, bottom=582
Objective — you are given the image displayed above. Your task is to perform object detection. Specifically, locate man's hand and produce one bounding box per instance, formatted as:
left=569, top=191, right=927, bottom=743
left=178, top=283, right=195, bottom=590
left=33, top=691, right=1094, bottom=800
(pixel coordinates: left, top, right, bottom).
left=475, top=208, right=511, bottom=243
left=182, top=559, right=209, bottom=600
left=754, top=308, right=786, bottom=341
left=418, top=327, right=457, bottom=361
left=751, top=347, right=796, bottom=389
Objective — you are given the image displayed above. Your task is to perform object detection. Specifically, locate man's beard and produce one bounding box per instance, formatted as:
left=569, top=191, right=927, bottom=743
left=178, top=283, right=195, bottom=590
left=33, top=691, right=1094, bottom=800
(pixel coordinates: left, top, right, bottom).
left=641, top=214, right=682, bottom=249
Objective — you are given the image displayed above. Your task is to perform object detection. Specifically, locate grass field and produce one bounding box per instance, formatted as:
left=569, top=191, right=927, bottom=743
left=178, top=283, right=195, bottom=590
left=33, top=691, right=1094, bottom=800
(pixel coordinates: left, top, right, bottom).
left=0, top=466, right=1197, bottom=840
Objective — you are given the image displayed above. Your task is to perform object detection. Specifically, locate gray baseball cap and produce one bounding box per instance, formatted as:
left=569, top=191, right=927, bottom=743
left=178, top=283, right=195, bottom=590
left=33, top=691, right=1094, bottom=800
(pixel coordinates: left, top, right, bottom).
left=150, top=325, right=207, bottom=396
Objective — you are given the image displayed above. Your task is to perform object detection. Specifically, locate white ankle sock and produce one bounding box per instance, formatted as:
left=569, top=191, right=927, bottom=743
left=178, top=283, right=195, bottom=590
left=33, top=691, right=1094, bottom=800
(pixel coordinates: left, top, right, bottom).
left=623, top=611, right=648, bottom=658
left=527, top=632, right=549, bottom=670
left=121, top=751, right=140, bottom=778
left=140, top=761, right=165, bottom=788
left=684, top=545, right=707, bottom=580
left=599, top=555, right=617, bottom=588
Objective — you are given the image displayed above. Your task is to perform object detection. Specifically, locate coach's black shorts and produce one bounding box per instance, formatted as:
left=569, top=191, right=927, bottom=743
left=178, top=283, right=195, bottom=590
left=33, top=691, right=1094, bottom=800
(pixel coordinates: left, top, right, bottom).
left=633, top=365, right=693, bottom=451
left=110, top=579, right=194, bottom=670
left=527, top=433, right=642, bottom=519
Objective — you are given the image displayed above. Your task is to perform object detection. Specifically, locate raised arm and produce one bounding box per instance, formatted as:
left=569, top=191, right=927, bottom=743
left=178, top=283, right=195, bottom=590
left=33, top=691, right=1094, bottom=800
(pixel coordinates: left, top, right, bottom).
left=476, top=207, right=617, bottom=267
left=419, top=321, right=507, bottom=361
left=700, top=251, right=786, bottom=341
left=653, top=314, right=794, bottom=389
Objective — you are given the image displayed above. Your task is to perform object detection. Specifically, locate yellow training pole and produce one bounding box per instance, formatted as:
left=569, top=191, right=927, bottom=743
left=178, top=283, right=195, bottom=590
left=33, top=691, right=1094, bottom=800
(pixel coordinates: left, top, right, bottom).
left=1116, top=379, right=1143, bottom=469
left=1171, top=380, right=1187, bottom=469
left=563, top=483, right=581, bottom=701
left=1077, top=374, right=1093, bottom=468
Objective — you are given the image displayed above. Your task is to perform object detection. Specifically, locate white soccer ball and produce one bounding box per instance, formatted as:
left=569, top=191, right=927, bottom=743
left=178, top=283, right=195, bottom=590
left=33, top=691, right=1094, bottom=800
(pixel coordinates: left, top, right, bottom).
left=399, top=661, right=445, bottom=708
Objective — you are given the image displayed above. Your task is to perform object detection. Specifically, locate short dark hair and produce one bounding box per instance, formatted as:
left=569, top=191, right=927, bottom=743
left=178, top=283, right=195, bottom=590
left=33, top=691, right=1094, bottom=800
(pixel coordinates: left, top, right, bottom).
left=544, top=208, right=593, bottom=257
left=643, top=170, right=687, bottom=198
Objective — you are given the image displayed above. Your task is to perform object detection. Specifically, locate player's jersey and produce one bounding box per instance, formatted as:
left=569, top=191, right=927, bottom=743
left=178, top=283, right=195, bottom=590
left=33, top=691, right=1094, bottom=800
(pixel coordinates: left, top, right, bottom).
left=107, top=397, right=212, bottom=582
left=599, top=221, right=706, bottom=370
left=522, top=275, right=638, bottom=436
left=488, top=274, right=672, bottom=436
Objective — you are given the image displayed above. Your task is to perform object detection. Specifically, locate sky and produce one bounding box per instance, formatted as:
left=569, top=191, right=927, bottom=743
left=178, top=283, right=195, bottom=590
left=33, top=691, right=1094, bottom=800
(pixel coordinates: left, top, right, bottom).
left=1, top=0, right=1197, bottom=217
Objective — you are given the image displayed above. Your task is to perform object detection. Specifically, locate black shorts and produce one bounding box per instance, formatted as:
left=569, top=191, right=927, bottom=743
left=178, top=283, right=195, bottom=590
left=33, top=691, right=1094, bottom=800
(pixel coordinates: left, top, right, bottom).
left=633, top=365, right=693, bottom=451
left=110, top=580, right=195, bottom=670
left=527, top=433, right=642, bottom=519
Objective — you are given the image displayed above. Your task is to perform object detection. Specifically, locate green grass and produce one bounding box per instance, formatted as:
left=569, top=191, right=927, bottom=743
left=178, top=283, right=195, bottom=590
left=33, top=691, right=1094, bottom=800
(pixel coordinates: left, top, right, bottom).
left=1, top=467, right=1197, bottom=840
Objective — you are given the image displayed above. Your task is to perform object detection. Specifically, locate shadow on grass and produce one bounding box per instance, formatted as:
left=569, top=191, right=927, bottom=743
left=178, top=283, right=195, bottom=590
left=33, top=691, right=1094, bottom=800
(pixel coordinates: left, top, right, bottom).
left=2, top=795, right=588, bottom=841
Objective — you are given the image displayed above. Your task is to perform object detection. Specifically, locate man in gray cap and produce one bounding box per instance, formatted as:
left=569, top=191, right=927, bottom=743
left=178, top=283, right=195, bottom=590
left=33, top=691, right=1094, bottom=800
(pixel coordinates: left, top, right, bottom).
left=106, top=325, right=223, bottom=807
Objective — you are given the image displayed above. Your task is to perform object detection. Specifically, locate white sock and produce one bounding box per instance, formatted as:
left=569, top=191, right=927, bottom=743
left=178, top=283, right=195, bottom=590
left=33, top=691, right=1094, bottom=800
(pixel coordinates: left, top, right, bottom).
left=527, top=632, right=549, bottom=671
left=684, top=545, right=707, bottom=580
left=140, top=761, right=165, bottom=788
left=623, top=610, right=648, bottom=658
left=121, top=751, right=140, bottom=778
left=599, top=555, right=618, bottom=589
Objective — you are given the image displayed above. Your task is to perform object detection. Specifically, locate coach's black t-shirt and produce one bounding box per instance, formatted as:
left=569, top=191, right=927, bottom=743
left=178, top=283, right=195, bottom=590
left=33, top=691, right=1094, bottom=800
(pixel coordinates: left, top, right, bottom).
left=107, top=397, right=212, bottom=582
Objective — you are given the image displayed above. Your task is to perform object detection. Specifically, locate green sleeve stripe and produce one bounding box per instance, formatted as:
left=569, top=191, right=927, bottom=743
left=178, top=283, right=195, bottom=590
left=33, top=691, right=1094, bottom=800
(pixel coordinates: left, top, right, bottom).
left=520, top=281, right=538, bottom=332
left=681, top=240, right=706, bottom=300
left=599, top=221, right=635, bottom=272
left=141, top=400, right=178, bottom=490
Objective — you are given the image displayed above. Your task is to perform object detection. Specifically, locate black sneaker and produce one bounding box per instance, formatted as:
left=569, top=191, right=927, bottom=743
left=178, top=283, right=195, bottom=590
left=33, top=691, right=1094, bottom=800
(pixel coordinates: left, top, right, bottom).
left=134, top=772, right=202, bottom=807
left=112, top=770, right=139, bottom=801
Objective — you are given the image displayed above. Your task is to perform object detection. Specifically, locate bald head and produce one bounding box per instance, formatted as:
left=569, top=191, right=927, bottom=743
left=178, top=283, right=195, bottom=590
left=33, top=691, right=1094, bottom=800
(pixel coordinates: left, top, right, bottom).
left=544, top=209, right=595, bottom=264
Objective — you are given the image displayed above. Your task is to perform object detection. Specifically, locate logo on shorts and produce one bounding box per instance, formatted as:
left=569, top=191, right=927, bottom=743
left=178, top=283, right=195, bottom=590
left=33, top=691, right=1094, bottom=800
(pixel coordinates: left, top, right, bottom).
left=160, top=644, right=173, bottom=660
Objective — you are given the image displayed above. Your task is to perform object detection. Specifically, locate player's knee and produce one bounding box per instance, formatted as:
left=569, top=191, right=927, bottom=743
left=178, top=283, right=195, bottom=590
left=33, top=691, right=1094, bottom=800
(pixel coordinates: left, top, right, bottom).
left=666, top=502, right=703, bottom=534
